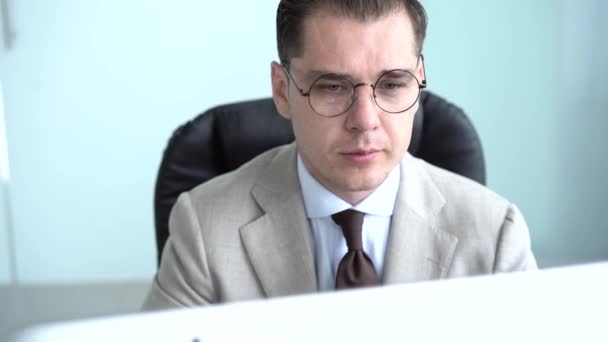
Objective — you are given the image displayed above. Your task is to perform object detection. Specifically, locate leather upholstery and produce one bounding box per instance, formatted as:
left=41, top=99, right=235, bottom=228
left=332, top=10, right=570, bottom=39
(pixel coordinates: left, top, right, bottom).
left=153, top=91, right=485, bottom=265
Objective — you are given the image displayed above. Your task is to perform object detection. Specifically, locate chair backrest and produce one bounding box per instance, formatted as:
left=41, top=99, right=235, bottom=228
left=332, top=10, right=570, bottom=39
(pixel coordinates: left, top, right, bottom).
left=153, top=91, right=485, bottom=265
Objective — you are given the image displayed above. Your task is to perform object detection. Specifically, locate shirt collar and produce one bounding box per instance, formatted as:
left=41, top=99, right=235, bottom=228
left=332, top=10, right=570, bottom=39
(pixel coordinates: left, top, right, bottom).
left=297, top=154, right=400, bottom=219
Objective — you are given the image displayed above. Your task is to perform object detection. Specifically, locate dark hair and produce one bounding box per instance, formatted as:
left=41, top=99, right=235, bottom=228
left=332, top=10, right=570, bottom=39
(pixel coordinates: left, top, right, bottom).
left=276, top=0, right=428, bottom=68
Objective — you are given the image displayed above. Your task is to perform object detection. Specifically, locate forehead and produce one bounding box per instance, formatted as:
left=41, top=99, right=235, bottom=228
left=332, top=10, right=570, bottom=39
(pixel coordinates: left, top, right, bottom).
left=292, top=10, right=418, bottom=77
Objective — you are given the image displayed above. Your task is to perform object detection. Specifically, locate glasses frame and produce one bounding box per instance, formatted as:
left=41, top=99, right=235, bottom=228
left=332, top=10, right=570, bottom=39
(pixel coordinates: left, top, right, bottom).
left=282, top=55, right=427, bottom=118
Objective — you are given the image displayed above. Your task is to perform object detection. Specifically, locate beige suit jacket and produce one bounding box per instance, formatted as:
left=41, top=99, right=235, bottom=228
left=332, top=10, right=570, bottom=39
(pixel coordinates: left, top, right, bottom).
left=143, top=143, right=536, bottom=310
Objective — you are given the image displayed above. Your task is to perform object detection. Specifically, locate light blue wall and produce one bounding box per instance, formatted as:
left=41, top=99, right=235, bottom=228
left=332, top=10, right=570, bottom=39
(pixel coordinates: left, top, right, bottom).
left=551, top=0, right=608, bottom=265
left=1, top=84, right=12, bottom=284
left=0, top=0, right=606, bottom=284
left=0, top=183, right=10, bottom=284
left=423, top=0, right=561, bottom=263
left=423, top=0, right=608, bottom=267
left=0, top=1, right=278, bottom=284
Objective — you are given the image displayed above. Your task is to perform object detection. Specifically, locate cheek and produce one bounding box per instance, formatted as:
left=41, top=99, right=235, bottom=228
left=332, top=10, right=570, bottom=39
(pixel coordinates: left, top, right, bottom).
left=385, top=114, right=414, bottom=151
left=291, top=115, right=322, bottom=156
left=291, top=111, right=341, bottom=147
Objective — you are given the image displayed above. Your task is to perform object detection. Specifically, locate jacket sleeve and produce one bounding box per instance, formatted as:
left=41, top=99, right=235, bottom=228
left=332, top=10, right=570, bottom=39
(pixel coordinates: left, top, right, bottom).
left=493, top=204, right=538, bottom=272
left=141, top=192, right=215, bottom=311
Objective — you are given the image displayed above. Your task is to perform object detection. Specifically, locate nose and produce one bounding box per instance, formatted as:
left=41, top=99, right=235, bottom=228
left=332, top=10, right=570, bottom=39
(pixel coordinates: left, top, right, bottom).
left=345, top=83, right=380, bottom=132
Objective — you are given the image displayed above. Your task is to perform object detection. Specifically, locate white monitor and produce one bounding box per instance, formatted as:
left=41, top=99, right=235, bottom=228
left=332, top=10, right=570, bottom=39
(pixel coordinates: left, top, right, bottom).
left=12, top=262, right=608, bottom=342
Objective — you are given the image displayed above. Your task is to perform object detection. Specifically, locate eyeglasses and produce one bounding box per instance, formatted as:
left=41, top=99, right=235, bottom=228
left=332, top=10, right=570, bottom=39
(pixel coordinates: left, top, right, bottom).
left=282, top=58, right=427, bottom=118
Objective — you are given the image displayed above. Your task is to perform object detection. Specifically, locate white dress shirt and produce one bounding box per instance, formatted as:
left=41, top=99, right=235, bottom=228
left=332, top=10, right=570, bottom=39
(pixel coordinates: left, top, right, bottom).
left=297, top=155, right=400, bottom=291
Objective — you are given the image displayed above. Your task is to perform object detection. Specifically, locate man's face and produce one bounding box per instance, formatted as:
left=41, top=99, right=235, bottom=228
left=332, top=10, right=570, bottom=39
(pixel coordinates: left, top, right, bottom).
left=271, top=10, right=425, bottom=204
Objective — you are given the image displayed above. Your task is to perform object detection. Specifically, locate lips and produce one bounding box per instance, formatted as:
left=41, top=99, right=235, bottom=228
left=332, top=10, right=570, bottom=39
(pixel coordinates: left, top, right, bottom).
left=339, top=149, right=381, bottom=164
left=343, top=150, right=377, bottom=155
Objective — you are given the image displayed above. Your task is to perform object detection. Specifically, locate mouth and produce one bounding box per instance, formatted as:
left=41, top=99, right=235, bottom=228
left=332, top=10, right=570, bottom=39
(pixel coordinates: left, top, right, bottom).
left=339, top=149, right=381, bottom=164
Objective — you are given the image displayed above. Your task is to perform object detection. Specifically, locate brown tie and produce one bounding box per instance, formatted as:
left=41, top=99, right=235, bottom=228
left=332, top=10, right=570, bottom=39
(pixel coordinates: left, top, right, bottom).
left=332, top=209, right=380, bottom=289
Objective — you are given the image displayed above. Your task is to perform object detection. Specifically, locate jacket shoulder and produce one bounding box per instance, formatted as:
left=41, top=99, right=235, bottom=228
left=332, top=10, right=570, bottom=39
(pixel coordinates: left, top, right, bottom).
left=188, top=144, right=289, bottom=205
left=417, top=159, right=513, bottom=238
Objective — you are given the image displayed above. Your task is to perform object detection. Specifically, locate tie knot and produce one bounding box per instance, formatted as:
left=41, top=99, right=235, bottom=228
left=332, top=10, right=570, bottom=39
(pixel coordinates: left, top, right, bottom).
left=331, top=209, right=364, bottom=250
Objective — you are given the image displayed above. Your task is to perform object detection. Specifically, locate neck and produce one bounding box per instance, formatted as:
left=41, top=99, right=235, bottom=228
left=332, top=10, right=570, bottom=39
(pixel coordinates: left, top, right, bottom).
left=333, top=189, right=375, bottom=206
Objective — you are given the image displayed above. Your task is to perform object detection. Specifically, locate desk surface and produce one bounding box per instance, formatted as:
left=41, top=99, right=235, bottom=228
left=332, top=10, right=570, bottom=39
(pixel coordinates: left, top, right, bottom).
left=13, top=262, right=608, bottom=342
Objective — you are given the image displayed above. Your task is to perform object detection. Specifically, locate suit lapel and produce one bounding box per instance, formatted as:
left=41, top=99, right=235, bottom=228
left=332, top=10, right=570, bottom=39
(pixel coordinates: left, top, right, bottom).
left=383, top=154, right=459, bottom=284
left=239, top=147, right=458, bottom=292
left=239, top=144, right=317, bottom=297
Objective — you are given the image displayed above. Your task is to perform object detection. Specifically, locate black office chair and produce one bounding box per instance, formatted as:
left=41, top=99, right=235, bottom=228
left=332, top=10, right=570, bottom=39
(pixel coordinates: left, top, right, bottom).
left=153, top=91, right=485, bottom=265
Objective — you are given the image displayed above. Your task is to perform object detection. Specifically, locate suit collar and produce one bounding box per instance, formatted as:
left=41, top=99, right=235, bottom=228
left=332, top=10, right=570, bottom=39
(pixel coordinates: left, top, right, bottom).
left=239, top=144, right=317, bottom=297
left=240, top=146, right=459, bottom=295
left=383, top=154, right=459, bottom=284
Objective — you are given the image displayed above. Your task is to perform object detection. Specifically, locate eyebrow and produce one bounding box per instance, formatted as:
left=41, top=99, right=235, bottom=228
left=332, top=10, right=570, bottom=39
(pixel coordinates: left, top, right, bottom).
left=303, top=68, right=416, bottom=82
left=302, top=69, right=341, bottom=82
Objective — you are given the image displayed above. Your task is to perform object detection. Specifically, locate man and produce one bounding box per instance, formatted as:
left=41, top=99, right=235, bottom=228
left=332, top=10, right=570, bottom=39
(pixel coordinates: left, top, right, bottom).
left=143, top=0, right=536, bottom=310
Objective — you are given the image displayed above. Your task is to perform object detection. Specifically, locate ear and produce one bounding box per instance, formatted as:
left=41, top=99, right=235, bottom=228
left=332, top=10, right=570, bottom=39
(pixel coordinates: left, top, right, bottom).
left=271, top=61, right=292, bottom=119
left=417, top=55, right=427, bottom=88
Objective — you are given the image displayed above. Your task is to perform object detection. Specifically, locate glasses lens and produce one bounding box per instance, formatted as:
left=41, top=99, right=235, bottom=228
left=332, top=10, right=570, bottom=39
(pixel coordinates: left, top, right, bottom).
left=308, top=75, right=353, bottom=117
left=374, top=70, right=421, bottom=113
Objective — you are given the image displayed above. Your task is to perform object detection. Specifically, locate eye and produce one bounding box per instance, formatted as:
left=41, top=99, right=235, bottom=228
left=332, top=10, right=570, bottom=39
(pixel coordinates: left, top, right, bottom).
left=318, top=83, right=345, bottom=92
left=312, top=77, right=351, bottom=95
left=379, top=81, right=406, bottom=90
left=377, top=71, right=416, bottom=92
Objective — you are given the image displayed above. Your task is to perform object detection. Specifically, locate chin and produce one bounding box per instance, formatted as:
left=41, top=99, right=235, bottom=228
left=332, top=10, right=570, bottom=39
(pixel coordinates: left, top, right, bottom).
left=340, top=174, right=386, bottom=192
